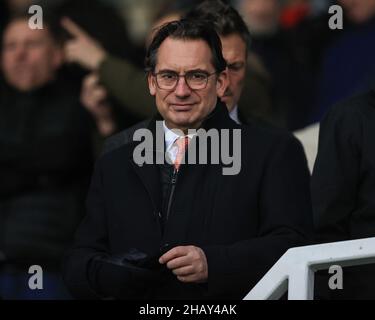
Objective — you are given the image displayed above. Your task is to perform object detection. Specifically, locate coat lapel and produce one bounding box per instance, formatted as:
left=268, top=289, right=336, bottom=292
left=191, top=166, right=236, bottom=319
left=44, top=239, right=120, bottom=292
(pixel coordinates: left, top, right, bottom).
left=127, top=115, right=164, bottom=219
left=162, top=102, right=235, bottom=244
left=129, top=155, right=161, bottom=214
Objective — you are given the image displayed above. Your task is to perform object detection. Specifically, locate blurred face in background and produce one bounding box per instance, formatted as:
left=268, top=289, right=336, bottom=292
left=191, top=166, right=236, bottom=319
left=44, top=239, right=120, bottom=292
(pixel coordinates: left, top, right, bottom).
left=1, top=19, right=63, bottom=92
left=220, top=33, right=247, bottom=112
left=238, top=0, right=281, bottom=36
left=6, top=0, right=34, bottom=13
left=146, top=12, right=182, bottom=48
left=339, top=0, right=375, bottom=24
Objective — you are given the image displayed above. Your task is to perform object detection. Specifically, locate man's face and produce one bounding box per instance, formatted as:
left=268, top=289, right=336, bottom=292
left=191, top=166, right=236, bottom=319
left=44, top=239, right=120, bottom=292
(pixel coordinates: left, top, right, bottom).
left=239, top=0, right=280, bottom=36
left=148, top=38, right=227, bottom=131
left=6, top=0, right=33, bottom=12
left=339, top=0, right=375, bottom=24
left=1, top=19, right=63, bottom=92
left=220, top=34, right=247, bottom=112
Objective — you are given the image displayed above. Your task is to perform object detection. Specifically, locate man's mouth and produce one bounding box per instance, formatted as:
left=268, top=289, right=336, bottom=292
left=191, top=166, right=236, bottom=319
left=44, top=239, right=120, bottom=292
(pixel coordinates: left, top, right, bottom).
left=221, top=95, right=232, bottom=100
left=222, top=91, right=233, bottom=98
left=170, top=103, right=195, bottom=111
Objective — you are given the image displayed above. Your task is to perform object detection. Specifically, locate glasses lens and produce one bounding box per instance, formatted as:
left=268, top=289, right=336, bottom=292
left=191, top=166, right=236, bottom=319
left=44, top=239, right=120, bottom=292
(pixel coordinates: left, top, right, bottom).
left=186, top=72, right=208, bottom=89
left=157, top=72, right=177, bottom=89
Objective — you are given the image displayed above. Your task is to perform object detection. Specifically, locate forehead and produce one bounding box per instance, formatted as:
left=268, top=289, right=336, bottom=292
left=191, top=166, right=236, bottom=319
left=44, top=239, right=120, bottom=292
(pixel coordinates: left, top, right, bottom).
left=156, top=37, right=214, bottom=72
left=220, top=33, right=247, bottom=62
left=3, top=19, right=50, bottom=43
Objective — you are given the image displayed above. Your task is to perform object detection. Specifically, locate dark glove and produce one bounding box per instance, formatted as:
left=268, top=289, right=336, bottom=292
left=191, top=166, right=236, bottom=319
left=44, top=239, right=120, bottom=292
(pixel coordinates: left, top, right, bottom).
left=91, top=248, right=166, bottom=299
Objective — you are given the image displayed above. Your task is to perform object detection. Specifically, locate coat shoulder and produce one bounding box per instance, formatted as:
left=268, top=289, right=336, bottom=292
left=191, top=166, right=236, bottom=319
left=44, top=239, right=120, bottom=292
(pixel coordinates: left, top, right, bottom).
left=96, top=120, right=151, bottom=171
left=101, top=119, right=151, bottom=156
left=326, top=90, right=375, bottom=122
left=242, top=120, right=303, bottom=152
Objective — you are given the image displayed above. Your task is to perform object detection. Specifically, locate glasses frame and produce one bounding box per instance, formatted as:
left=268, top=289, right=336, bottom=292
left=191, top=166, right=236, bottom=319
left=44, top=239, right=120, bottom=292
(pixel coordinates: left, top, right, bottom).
left=152, top=70, right=218, bottom=91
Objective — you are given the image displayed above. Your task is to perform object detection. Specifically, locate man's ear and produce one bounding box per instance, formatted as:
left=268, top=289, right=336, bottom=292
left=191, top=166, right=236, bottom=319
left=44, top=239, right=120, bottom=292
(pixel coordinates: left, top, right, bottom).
left=216, top=69, right=228, bottom=98
left=148, top=73, right=157, bottom=96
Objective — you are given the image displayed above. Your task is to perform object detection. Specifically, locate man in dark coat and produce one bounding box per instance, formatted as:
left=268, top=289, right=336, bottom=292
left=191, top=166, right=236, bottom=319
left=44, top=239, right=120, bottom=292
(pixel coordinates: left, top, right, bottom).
left=312, top=89, right=375, bottom=299
left=0, top=14, right=94, bottom=299
left=103, top=0, right=273, bottom=155
left=63, top=19, right=313, bottom=300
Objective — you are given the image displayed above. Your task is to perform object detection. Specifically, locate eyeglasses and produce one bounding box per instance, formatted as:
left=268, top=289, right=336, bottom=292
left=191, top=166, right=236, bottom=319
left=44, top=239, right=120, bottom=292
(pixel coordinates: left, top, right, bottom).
left=153, top=70, right=217, bottom=90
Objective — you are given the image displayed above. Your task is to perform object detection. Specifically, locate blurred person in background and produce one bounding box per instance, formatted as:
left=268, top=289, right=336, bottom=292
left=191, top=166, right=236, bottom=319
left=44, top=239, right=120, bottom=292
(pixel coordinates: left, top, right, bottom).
left=234, top=0, right=319, bottom=130
left=2, top=0, right=142, bottom=138
left=279, top=0, right=311, bottom=29
left=6, top=0, right=140, bottom=65
left=186, top=0, right=273, bottom=126
left=237, top=0, right=283, bottom=35
left=45, top=0, right=141, bottom=66
left=312, top=89, right=375, bottom=299
left=60, top=3, right=188, bottom=124
left=47, top=0, right=143, bottom=134
left=0, top=13, right=94, bottom=299
left=311, top=0, right=375, bottom=123
left=4, top=0, right=32, bottom=14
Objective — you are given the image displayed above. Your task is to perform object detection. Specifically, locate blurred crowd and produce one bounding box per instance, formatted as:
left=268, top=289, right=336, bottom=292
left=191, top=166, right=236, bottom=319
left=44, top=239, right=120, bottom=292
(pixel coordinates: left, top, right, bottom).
left=0, top=0, right=375, bottom=299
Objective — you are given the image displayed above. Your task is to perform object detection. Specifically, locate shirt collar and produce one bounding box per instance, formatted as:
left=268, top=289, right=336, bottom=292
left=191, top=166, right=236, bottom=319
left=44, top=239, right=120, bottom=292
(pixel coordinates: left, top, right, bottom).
left=229, top=105, right=241, bottom=124
left=162, top=121, right=196, bottom=151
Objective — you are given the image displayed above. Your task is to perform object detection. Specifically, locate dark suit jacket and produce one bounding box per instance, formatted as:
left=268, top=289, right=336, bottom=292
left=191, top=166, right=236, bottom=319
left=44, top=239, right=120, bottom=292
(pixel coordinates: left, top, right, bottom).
left=312, top=89, right=375, bottom=299
left=63, top=102, right=313, bottom=299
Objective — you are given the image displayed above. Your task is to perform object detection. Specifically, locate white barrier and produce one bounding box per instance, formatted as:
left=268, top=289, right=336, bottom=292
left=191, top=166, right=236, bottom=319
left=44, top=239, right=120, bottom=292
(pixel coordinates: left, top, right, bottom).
left=244, top=237, right=375, bottom=300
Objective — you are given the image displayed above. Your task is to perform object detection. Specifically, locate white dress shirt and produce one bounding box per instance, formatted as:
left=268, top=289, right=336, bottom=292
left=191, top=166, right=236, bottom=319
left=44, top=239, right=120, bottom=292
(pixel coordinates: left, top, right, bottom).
left=163, top=121, right=195, bottom=164
left=229, top=105, right=241, bottom=124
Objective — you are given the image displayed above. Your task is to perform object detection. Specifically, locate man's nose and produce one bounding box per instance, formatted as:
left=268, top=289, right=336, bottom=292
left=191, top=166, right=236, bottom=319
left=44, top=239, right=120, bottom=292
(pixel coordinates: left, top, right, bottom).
left=224, top=71, right=233, bottom=94
left=174, top=76, right=191, bottom=97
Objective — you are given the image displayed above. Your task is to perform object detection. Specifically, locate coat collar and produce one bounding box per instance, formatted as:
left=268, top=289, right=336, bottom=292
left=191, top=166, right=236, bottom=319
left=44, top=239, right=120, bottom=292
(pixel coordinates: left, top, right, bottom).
left=127, top=100, right=237, bottom=212
left=145, top=100, right=238, bottom=135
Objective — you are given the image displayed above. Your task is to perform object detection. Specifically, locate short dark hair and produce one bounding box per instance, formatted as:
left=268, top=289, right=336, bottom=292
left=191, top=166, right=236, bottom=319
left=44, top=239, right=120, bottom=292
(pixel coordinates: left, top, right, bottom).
left=145, top=19, right=227, bottom=74
left=185, top=0, right=251, bottom=51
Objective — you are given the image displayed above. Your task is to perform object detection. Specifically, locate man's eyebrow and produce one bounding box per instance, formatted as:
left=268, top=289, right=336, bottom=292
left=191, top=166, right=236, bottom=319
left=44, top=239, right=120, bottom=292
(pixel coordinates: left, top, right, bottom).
left=156, top=68, right=212, bottom=74
left=186, top=68, right=211, bottom=73
left=155, top=69, right=177, bottom=74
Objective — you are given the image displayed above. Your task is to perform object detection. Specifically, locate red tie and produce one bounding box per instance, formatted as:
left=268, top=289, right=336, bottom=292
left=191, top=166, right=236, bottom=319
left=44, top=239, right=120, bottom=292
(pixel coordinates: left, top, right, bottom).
left=173, top=136, right=190, bottom=171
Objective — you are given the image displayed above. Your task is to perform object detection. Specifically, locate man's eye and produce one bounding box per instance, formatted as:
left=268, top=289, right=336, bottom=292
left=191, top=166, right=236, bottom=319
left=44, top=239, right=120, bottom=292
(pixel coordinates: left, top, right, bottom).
left=160, top=73, right=176, bottom=80
left=229, top=63, right=244, bottom=71
left=191, top=73, right=206, bottom=80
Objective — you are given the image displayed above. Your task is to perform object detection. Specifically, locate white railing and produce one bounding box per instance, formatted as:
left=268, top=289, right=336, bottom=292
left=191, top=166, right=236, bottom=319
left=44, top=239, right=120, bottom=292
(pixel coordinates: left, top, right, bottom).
left=243, top=237, right=375, bottom=300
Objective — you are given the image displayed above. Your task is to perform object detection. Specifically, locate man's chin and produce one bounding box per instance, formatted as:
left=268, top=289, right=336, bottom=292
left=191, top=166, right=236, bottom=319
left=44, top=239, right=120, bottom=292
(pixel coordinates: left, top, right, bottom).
left=10, top=81, right=37, bottom=92
left=166, top=113, right=200, bottom=130
left=6, top=75, right=42, bottom=92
